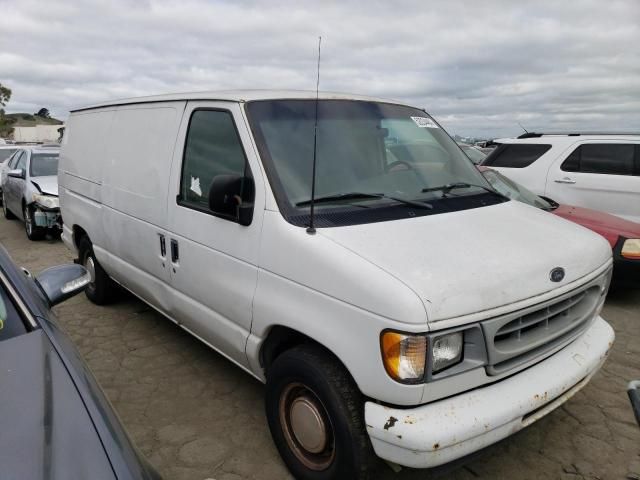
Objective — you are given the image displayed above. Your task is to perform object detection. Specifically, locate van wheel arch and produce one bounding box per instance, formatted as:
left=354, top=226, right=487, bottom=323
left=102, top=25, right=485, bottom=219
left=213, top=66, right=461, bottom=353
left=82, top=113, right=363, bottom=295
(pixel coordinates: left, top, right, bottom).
left=260, top=326, right=361, bottom=389
left=72, top=225, right=89, bottom=252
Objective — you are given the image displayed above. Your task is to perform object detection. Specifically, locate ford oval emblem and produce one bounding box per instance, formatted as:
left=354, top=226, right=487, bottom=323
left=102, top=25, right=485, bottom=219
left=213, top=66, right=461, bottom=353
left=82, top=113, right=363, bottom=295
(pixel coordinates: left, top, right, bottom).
left=550, top=267, right=565, bottom=282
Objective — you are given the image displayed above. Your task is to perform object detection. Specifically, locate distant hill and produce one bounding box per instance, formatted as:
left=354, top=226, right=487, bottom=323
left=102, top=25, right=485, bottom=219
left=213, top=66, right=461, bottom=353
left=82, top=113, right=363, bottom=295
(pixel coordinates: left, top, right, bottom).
left=4, top=113, right=63, bottom=127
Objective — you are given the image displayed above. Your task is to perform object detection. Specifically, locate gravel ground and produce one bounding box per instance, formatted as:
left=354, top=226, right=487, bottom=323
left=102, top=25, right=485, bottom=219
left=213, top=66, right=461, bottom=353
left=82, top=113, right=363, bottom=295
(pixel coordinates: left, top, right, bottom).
left=1, top=214, right=638, bottom=480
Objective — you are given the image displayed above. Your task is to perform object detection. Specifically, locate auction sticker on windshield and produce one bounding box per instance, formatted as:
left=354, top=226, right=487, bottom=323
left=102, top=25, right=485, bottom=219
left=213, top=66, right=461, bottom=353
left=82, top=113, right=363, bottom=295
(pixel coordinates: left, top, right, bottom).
left=410, top=116, right=439, bottom=128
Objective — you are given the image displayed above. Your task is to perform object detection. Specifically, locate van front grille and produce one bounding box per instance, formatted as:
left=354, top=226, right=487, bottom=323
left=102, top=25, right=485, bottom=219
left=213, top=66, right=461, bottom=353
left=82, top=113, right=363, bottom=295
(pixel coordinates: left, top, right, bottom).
left=481, top=278, right=604, bottom=376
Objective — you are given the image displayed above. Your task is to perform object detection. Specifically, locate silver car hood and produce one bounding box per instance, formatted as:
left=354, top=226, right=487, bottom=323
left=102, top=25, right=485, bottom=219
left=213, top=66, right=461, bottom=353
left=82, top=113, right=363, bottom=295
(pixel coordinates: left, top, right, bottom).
left=31, top=175, right=59, bottom=196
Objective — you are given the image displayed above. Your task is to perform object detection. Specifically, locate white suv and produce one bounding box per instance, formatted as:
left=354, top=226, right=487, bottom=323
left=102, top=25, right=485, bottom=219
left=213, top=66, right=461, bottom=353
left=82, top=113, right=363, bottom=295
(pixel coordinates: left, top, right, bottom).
left=482, top=133, right=640, bottom=223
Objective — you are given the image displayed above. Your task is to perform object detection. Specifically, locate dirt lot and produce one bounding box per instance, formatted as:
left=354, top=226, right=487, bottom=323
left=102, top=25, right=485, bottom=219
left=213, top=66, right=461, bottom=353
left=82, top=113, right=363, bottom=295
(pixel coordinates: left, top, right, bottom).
left=1, top=215, right=639, bottom=480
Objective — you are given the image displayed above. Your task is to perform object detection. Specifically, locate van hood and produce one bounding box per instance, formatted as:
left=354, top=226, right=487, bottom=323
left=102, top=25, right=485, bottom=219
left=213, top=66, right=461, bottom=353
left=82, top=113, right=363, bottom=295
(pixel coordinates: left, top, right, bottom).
left=319, top=200, right=611, bottom=323
left=31, top=175, right=58, bottom=196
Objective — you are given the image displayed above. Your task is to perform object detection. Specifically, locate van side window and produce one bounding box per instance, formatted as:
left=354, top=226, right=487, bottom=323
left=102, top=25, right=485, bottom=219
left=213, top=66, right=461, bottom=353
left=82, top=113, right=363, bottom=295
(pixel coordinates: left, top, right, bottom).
left=482, top=144, right=551, bottom=168
left=561, top=144, right=636, bottom=176
left=179, top=110, right=250, bottom=213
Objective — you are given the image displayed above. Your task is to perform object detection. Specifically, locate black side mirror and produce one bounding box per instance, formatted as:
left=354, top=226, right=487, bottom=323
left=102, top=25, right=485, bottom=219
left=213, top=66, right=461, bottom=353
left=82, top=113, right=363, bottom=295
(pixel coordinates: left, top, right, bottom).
left=35, top=264, right=91, bottom=306
left=208, top=174, right=255, bottom=226
left=7, top=168, right=25, bottom=179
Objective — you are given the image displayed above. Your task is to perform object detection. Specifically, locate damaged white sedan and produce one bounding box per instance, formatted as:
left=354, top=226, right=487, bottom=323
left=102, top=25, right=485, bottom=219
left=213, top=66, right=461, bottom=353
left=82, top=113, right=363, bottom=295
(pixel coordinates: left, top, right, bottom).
left=1, top=145, right=62, bottom=240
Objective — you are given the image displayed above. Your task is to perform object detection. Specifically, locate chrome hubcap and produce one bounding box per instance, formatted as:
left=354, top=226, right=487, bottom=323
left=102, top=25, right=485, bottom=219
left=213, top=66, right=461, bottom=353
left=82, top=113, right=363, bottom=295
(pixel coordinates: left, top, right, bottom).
left=279, top=383, right=335, bottom=471
left=290, top=396, right=328, bottom=453
left=84, top=256, right=96, bottom=287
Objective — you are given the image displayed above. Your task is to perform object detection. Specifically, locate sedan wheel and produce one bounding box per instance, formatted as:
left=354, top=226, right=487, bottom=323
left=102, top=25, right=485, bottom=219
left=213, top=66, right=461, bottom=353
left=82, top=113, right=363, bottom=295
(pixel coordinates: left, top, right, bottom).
left=23, top=204, right=45, bottom=240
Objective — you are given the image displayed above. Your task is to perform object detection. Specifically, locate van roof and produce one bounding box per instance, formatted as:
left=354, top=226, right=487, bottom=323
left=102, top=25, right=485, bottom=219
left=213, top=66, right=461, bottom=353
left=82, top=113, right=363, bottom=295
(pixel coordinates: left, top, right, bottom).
left=71, top=90, right=409, bottom=112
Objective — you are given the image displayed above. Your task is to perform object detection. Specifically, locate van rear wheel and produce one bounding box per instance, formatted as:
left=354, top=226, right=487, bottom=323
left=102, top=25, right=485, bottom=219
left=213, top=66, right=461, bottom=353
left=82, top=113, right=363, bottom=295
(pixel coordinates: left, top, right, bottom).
left=265, top=345, right=376, bottom=480
left=79, top=236, right=118, bottom=305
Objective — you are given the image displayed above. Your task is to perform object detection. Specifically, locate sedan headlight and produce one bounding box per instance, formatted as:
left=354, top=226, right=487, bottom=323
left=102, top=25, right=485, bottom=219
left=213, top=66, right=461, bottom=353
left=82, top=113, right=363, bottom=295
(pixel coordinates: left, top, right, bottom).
left=381, top=331, right=427, bottom=383
left=621, top=239, right=640, bottom=259
left=32, top=193, right=59, bottom=209
left=431, top=332, right=464, bottom=373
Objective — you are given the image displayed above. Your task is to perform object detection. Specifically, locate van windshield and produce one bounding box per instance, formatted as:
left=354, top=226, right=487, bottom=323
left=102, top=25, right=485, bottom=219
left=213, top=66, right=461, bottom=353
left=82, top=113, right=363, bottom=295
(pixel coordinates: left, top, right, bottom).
left=246, top=100, right=503, bottom=227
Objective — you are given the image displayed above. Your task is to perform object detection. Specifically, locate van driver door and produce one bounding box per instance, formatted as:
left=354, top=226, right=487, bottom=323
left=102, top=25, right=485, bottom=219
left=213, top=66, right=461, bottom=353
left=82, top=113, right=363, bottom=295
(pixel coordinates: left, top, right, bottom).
left=166, top=101, right=265, bottom=369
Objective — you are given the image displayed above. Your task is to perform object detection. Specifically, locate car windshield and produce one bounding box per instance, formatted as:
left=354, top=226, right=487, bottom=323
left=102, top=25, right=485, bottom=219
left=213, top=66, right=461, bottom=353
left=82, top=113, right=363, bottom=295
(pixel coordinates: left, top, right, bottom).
left=29, top=152, right=59, bottom=177
left=481, top=169, right=553, bottom=210
left=460, top=145, right=487, bottom=164
left=247, top=100, right=496, bottom=225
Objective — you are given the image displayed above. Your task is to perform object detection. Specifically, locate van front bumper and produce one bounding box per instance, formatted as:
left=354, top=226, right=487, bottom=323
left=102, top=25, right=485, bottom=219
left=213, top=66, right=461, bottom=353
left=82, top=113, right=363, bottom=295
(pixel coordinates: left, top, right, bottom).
left=365, top=316, right=614, bottom=469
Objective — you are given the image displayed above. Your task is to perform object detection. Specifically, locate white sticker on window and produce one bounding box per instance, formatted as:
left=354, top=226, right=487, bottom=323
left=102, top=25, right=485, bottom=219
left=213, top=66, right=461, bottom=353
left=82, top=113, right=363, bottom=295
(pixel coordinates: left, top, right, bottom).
left=190, top=176, right=202, bottom=196
left=410, top=116, right=439, bottom=128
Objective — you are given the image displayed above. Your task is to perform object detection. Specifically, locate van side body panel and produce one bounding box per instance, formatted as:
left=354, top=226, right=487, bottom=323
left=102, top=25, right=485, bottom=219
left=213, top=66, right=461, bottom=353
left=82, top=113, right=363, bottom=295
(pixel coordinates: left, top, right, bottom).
left=60, top=110, right=116, bottom=253
left=99, top=103, right=184, bottom=311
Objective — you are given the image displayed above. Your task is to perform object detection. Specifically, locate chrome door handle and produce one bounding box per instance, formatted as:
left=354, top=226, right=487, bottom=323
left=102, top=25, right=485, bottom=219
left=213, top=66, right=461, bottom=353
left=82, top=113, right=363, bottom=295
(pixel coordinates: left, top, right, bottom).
left=554, top=178, right=576, bottom=184
left=158, top=234, right=166, bottom=257
left=170, top=239, right=179, bottom=263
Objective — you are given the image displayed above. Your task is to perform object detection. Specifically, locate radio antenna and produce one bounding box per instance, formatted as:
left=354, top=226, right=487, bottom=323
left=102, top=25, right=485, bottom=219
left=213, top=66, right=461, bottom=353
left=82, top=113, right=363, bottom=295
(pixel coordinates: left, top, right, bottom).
left=517, top=122, right=529, bottom=134
left=306, top=36, right=322, bottom=234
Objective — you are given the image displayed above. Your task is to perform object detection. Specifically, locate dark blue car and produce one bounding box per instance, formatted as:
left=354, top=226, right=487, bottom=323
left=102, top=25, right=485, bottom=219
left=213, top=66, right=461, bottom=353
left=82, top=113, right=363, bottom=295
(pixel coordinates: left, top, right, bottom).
left=0, top=244, right=160, bottom=480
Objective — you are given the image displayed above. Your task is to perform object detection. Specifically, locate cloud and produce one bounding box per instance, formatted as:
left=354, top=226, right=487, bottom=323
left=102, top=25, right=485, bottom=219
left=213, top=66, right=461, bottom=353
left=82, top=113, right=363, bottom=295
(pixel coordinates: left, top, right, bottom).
left=1, top=0, right=638, bottom=137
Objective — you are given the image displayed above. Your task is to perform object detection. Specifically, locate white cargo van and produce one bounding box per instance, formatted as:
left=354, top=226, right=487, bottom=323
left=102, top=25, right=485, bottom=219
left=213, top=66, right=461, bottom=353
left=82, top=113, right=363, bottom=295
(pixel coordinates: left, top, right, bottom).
left=59, top=91, right=614, bottom=479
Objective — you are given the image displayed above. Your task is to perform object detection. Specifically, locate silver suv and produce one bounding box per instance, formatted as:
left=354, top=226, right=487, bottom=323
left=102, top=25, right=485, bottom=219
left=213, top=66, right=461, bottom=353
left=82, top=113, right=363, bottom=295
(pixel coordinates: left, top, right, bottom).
left=1, top=146, right=61, bottom=240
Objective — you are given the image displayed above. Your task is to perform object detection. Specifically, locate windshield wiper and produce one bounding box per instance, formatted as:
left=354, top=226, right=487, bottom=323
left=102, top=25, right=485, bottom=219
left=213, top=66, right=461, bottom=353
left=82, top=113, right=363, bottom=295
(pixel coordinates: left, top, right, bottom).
left=421, top=182, right=507, bottom=199
left=296, top=192, right=433, bottom=209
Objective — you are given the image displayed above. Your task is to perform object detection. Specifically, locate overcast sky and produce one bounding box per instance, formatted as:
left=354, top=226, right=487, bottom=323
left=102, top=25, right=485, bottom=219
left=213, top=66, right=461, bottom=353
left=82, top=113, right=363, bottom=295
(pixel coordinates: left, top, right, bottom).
left=1, top=0, right=639, bottom=138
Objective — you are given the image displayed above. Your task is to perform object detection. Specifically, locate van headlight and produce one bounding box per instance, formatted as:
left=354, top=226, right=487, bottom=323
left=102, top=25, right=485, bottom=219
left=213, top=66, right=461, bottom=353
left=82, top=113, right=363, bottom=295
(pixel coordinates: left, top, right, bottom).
left=382, top=327, right=484, bottom=383
left=431, top=332, right=464, bottom=373
left=32, top=193, right=59, bottom=209
left=381, top=331, right=427, bottom=383
left=621, top=239, right=640, bottom=259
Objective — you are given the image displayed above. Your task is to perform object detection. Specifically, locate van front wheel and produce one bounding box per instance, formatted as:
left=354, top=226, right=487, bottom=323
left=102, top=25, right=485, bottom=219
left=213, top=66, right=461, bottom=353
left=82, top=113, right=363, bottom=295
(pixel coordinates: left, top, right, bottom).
left=265, top=345, right=376, bottom=480
left=79, top=236, right=117, bottom=305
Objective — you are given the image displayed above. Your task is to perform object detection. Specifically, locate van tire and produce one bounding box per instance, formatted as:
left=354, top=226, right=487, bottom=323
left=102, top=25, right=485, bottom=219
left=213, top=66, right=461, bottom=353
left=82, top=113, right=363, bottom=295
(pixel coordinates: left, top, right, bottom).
left=23, top=204, right=46, bottom=240
left=265, top=345, right=376, bottom=480
left=79, top=236, right=118, bottom=305
left=2, top=193, right=15, bottom=219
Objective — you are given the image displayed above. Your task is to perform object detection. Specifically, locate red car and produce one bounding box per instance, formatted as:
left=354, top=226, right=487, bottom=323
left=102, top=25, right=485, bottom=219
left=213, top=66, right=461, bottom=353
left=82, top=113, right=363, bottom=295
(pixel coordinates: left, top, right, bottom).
left=479, top=166, right=640, bottom=287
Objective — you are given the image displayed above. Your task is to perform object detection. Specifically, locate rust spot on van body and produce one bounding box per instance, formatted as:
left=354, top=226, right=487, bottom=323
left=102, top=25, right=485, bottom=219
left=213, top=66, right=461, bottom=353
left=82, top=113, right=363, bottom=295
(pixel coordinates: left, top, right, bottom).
left=404, top=415, right=417, bottom=425
left=384, top=416, right=398, bottom=430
